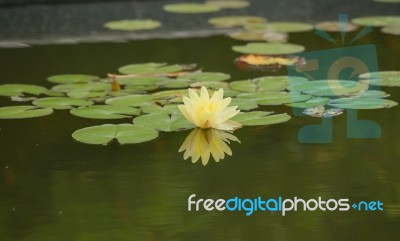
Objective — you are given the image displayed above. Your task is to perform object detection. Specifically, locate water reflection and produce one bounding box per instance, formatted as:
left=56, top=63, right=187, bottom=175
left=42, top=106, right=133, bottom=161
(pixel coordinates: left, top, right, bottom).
left=179, top=128, right=240, bottom=166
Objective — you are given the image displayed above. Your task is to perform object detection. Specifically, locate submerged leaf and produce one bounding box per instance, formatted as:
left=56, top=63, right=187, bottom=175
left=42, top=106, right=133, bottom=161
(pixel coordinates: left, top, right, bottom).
left=72, top=124, right=158, bottom=145
left=0, top=106, right=53, bottom=119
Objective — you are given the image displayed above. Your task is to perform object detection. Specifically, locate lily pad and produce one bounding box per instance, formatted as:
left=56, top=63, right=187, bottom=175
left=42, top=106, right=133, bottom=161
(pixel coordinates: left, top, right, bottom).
left=229, top=31, right=288, bottom=42
left=232, top=42, right=305, bottom=55
left=359, top=71, right=400, bottom=86
left=118, top=63, right=183, bottom=75
left=163, top=3, right=220, bottom=13
left=178, top=72, right=230, bottom=82
left=0, top=84, right=47, bottom=97
left=329, top=98, right=398, bottom=109
left=33, top=97, right=93, bottom=109
left=133, top=112, right=195, bottom=132
left=52, top=82, right=110, bottom=93
left=290, top=80, right=369, bottom=97
left=47, top=74, right=99, bottom=84
left=286, top=97, right=330, bottom=108
left=315, top=21, right=358, bottom=32
left=208, top=16, right=266, bottom=28
left=105, top=94, right=154, bottom=107
left=382, top=25, right=400, bottom=35
left=238, top=91, right=311, bottom=105
left=72, top=124, right=158, bottom=145
left=230, top=98, right=258, bottom=110
left=70, top=105, right=140, bottom=119
left=0, top=106, right=53, bottom=119
left=359, top=90, right=390, bottom=98
left=190, top=81, right=228, bottom=89
left=245, top=22, right=314, bottom=33
left=104, top=19, right=161, bottom=31
left=116, top=76, right=165, bottom=85
left=229, top=76, right=305, bottom=93
left=352, top=16, right=400, bottom=26
left=151, top=89, right=190, bottom=100
left=141, top=104, right=180, bottom=114
left=232, top=111, right=291, bottom=126
left=205, top=1, right=249, bottom=9
left=158, top=79, right=191, bottom=88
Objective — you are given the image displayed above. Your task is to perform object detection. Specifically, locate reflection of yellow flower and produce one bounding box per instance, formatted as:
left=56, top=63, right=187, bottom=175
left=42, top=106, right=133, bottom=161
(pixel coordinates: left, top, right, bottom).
left=179, top=128, right=240, bottom=166
left=178, top=86, right=242, bottom=131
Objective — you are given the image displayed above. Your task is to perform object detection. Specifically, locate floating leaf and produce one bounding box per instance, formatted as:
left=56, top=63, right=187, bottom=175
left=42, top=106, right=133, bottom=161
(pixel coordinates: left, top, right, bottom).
left=290, top=80, right=369, bottom=97
left=245, top=22, right=314, bottom=33
left=236, top=54, right=302, bottom=66
left=10, top=96, right=37, bottom=102
left=359, top=71, right=400, bottom=86
left=208, top=16, right=266, bottom=27
left=33, top=97, right=93, bottom=110
left=229, top=31, right=268, bottom=41
left=178, top=72, right=230, bottom=82
left=315, top=21, right=358, bottom=32
left=70, top=105, right=140, bottom=119
left=352, top=16, right=400, bottom=26
left=0, top=84, right=47, bottom=97
left=329, top=98, right=398, bottom=109
left=52, top=82, right=110, bottom=93
left=104, top=19, right=161, bottom=31
left=229, top=76, right=305, bottom=93
left=158, top=79, right=191, bottom=88
left=105, top=94, right=154, bottom=107
left=232, top=112, right=291, bottom=126
left=141, top=104, right=180, bottom=114
left=205, top=0, right=249, bottom=9
left=238, top=91, right=311, bottom=105
left=359, top=90, right=390, bottom=98
left=303, top=106, right=344, bottom=118
left=133, top=112, right=195, bottom=132
left=286, top=97, right=330, bottom=108
left=0, top=106, right=53, bottom=119
left=72, top=124, right=158, bottom=145
left=43, top=90, right=65, bottom=97
left=47, top=74, right=99, bottom=84
left=116, top=76, right=165, bottom=85
left=382, top=25, right=400, bottom=35
left=118, top=63, right=183, bottom=75
left=230, top=98, right=258, bottom=110
left=163, top=3, right=220, bottom=13
left=232, top=42, right=305, bottom=55
left=190, top=81, right=228, bottom=89
left=124, top=85, right=159, bottom=92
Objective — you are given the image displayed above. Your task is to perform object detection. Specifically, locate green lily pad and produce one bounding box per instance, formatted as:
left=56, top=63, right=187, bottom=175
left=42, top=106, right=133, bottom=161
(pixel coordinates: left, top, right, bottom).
left=209, top=16, right=265, bottom=28
left=33, top=97, right=93, bottom=110
left=286, top=97, right=330, bottom=108
left=141, top=104, right=180, bottom=114
left=228, top=31, right=288, bottom=42
left=190, top=81, right=228, bottom=89
left=238, top=91, right=311, bottom=105
left=151, top=89, right=190, bottom=100
left=116, top=76, right=165, bottom=85
left=133, top=112, right=195, bottom=132
left=230, top=98, right=258, bottom=110
left=352, top=16, right=400, bottom=26
left=178, top=72, right=230, bottom=82
left=0, top=106, right=53, bottom=119
left=0, top=84, right=47, bottom=97
left=70, top=105, right=140, bottom=119
left=232, top=42, right=305, bottom=55
left=52, top=82, right=110, bottom=93
left=229, top=76, right=304, bottom=93
left=290, top=80, right=369, bottom=97
left=118, top=63, right=183, bottom=75
left=232, top=111, right=291, bottom=126
left=158, top=79, right=191, bottom=88
left=163, top=3, right=220, bottom=13
left=205, top=1, right=249, bottom=9
left=47, top=74, right=99, bottom=84
left=315, top=21, right=358, bottom=32
left=245, top=22, right=314, bottom=33
left=329, top=98, right=398, bottom=109
left=43, top=90, right=65, bottom=97
left=105, top=94, right=154, bottom=107
left=359, top=71, right=400, bottom=86
left=72, top=124, right=158, bottom=145
left=124, top=85, right=159, bottom=92
left=382, top=25, right=400, bottom=35
left=104, top=19, right=161, bottom=31
left=359, top=90, right=390, bottom=98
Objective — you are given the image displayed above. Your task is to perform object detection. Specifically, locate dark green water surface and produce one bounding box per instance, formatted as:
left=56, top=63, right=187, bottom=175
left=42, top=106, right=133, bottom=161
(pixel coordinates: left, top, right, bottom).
left=0, top=30, right=400, bottom=241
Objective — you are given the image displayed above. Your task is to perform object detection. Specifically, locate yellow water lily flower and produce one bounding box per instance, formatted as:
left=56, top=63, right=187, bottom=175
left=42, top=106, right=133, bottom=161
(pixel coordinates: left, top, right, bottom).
left=178, top=86, right=242, bottom=131
left=179, top=128, right=240, bottom=166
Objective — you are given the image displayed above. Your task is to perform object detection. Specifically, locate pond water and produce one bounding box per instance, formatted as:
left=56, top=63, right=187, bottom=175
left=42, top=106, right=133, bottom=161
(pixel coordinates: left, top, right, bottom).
left=0, top=29, right=400, bottom=241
